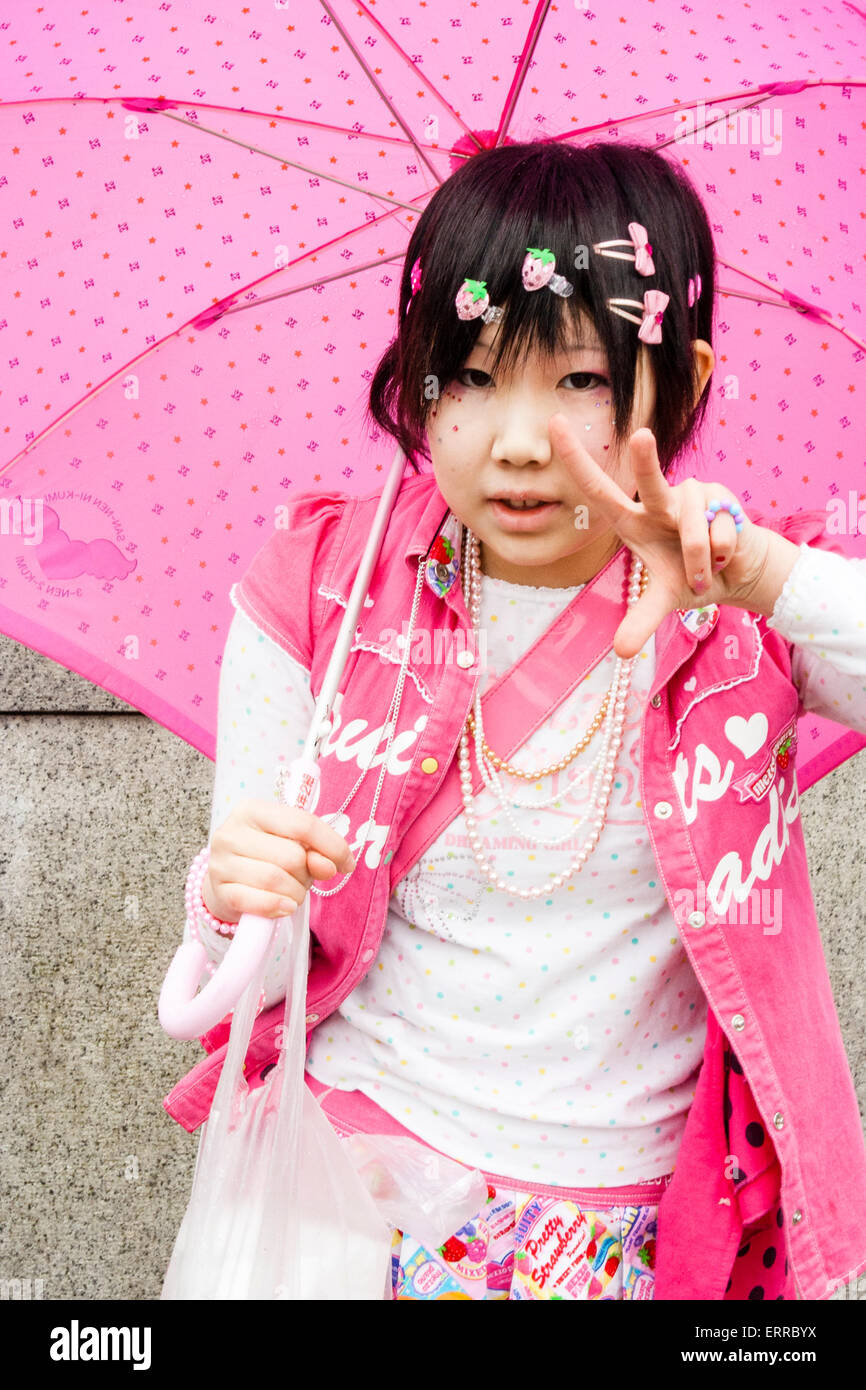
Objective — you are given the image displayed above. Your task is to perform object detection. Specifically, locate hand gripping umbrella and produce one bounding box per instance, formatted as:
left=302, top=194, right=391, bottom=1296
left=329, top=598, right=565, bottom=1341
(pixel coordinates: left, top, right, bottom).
left=157, top=442, right=406, bottom=1040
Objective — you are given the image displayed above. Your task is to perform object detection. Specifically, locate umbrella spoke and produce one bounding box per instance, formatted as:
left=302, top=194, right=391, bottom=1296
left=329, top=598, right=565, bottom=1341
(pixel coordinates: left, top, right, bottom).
left=353, top=0, right=486, bottom=155
left=319, top=0, right=442, bottom=188
left=156, top=108, right=422, bottom=212
left=495, top=0, right=553, bottom=148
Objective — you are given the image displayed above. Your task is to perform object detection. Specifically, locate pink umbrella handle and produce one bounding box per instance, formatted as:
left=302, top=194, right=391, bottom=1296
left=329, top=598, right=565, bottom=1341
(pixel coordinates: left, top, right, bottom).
left=158, top=754, right=323, bottom=1040
left=158, top=914, right=278, bottom=1041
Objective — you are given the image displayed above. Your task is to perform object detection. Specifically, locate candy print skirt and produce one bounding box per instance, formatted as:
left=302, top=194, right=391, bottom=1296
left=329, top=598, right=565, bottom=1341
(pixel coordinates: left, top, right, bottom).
left=306, top=1072, right=669, bottom=1301
left=386, top=1180, right=664, bottom=1301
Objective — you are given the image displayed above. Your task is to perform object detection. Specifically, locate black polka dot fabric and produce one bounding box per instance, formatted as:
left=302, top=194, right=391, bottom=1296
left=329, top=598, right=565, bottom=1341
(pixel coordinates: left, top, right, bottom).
left=722, top=1044, right=795, bottom=1300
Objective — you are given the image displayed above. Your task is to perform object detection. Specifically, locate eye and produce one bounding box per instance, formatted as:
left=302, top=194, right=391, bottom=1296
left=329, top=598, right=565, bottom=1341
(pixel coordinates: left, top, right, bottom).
left=562, top=373, right=609, bottom=390
left=456, top=369, right=609, bottom=390
left=457, top=368, right=492, bottom=388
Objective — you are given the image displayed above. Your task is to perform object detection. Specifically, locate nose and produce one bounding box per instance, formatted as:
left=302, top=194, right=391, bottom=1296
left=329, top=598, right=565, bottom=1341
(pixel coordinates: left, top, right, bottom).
left=489, top=386, right=554, bottom=470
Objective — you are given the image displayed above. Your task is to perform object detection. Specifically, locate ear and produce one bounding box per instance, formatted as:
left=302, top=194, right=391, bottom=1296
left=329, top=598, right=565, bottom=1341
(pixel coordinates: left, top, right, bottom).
left=692, top=338, right=714, bottom=404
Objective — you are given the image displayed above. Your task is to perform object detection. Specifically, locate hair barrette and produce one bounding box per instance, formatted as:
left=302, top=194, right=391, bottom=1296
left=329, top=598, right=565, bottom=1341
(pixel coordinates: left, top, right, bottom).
left=688, top=273, right=703, bottom=307
left=455, top=278, right=504, bottom=324
left=405, top=256, right=423, bottom=316
left=606, top=290, right=670, bottom=344
left=521, top=247, right=573, bottom=298
left=592, top=222, right=655, bottom=277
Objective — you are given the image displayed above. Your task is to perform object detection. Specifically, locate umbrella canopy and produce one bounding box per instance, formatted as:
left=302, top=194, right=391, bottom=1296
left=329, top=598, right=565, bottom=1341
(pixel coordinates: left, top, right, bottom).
left=1, top=0, right=864, bottom=788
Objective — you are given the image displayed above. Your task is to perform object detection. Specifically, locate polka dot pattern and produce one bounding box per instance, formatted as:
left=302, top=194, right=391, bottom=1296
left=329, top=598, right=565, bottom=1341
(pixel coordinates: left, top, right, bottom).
left=306, top=573, right=708, bottom=1186
left=767, top=549, right=866, bottom=718
left=722, top=1043, right=795, bottom=1301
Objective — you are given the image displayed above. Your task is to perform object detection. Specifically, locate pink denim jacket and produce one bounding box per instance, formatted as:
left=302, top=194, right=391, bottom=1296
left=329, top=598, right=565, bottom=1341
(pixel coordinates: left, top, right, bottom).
left=163, top=469, right=866, bottom=1301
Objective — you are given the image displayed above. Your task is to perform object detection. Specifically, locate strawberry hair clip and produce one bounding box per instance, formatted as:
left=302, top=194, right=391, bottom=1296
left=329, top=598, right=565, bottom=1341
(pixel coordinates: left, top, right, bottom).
left=453, top=246, right=574, bottom=324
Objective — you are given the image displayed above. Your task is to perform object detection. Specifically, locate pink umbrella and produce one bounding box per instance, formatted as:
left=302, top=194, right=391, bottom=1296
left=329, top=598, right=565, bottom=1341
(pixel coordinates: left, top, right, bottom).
left=1, top=1, right=864, bottom=799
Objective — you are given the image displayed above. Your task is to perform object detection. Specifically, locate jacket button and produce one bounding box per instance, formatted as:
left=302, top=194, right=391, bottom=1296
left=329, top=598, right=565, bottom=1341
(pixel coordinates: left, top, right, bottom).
left=361, top=948, right=374, bottom=963
left=421, top=757, right=439, bottom=774
left=305, top=1013, right=319, bottom=1025
left=650, top=693, right=662, bottom=709
left=731, top=1013, right=745, bottom=1031
left=687, top=910, right=705, bottom=928
left=773, top=1111, right=784, bottom=1129
left=456, top=650, right=475, bottom=669
left=792, top=1209, right=803, bottom=1224
left=653, top=801, right=672, bottom=819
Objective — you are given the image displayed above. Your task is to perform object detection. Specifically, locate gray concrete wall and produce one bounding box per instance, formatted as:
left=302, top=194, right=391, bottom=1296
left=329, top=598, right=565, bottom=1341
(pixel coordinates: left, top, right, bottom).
left=1, top=630, right=864, bottom=1301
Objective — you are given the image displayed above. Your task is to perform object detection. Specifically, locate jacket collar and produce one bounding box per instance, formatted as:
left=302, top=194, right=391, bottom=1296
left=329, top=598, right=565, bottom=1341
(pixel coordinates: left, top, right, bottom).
left=402, top=474, right=465, bottom=601
left=403, top=473, right=454, bottom=563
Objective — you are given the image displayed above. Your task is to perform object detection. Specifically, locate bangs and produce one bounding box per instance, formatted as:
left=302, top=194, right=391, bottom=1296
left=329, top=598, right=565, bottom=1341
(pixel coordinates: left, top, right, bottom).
left=365, top=139, right=714, bottom=476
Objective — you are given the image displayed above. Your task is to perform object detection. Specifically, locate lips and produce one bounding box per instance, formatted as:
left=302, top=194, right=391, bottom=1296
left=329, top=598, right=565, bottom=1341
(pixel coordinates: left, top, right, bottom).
left=491, top=495, right=557, bottom=506
left=488, top=497, right=561, bottom=530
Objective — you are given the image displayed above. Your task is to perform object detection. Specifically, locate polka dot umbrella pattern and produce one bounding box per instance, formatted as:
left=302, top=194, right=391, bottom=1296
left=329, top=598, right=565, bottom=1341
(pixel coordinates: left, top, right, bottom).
left=0, top=0, right=864, bottom=792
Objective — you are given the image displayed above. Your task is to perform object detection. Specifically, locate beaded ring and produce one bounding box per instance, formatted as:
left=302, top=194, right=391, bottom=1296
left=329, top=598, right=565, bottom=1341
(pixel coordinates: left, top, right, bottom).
left=704, top=497, right=745, bottom=533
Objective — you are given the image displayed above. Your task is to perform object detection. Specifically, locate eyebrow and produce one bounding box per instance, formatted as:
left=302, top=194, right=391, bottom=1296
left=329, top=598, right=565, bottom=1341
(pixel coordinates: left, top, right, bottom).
left=475, top=338, right=604, bottom=352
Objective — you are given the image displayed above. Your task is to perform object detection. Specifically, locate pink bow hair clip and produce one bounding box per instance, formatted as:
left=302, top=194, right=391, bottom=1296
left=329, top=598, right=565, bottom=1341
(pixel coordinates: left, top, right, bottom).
left=405, top=256, right=422, bottom=316
left=592, top=222, right=656, bottom=277
left=521, top=247, right=574, bottom=298
left=455, top=278, right=504, bottom=324
left=606, top=289, right=670, bottom=345
left=688, top=273, right=703, bottom=307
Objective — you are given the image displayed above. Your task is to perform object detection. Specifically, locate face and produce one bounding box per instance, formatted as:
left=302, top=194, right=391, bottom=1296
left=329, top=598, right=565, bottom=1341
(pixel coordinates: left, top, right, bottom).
left=426, top=311, right=656, bottom=588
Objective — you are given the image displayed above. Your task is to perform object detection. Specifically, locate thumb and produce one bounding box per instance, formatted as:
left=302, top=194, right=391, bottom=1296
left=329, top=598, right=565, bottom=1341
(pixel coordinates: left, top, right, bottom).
left=612, top=581, right=671, bottom=661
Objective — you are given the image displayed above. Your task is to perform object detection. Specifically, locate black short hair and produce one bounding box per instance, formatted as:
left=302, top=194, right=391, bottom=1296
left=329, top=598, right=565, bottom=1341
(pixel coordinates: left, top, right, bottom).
left=364, top=139, right=715, bottom=476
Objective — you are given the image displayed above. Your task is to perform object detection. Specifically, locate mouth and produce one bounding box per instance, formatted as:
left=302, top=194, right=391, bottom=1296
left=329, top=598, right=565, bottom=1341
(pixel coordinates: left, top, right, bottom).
left=488, top=496, right=561, bottom=530
left=490, top=495, right=558, bottom=508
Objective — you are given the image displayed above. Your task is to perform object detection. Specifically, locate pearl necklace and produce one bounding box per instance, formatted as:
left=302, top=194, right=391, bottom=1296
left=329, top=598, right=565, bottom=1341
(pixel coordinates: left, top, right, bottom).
left=458, top=527, right=647, bottom=900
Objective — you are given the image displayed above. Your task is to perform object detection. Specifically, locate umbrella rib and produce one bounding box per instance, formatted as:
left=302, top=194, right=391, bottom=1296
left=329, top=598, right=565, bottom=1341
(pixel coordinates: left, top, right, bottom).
left=67, top=94, right=436, bottom=149
left=495, top=0, right=553, bottom=148
left=155, top=109, right=421, bottom=213
left=549, top=78, right=866, bottom=144
left=717, top=267, right=866, bottom=354
left=350, top=0, right=485, bottom=153
left=318, top=0, right=442, bottom=187
left=652, top=93, right=772, bottom=152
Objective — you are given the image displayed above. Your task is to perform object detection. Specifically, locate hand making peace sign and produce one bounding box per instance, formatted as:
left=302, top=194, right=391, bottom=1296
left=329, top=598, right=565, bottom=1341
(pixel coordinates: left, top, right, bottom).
left=548, top=413, right=778, bottom=662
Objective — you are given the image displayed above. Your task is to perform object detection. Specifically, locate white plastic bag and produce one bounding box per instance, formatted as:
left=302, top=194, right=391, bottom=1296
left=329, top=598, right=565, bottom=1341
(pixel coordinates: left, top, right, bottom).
left=161, top=897, right=491, bottom=1299
left=161, top=900, right=393, bottom=1300
left=343, top=1132, right=489, bottom=1253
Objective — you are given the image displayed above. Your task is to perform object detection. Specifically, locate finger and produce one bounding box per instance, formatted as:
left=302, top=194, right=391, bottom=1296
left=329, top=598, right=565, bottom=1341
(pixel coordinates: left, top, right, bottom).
left=706, top=508, right=738, bottom=573
left=275, top=803, right=355, bottom=870
left=627, top=429, right=672, bottom=513
left=679, top=491, right=713, bottom=595
left=613, top=579, right=672, bottom=661
left=246, top=843, right=316, bottom=893
left=549, top=412, right=639, bottom=527
left=306, top=848, right=350, bottom=880
left=217, top=881, right=300, bottom=919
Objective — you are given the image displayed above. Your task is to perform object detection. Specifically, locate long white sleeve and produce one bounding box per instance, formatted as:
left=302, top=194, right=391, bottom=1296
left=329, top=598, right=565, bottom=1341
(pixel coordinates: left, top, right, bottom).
left=765, top=545, right=866, bottom=732
left=183, top=596, right=317, bottom=1010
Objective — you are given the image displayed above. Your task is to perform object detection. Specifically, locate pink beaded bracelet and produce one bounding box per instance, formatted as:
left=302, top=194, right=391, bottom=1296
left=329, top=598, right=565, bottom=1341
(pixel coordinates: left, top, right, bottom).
left=184, top=845, right=267, bottom=1022
left=186, top=845, right=238, bottom=938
